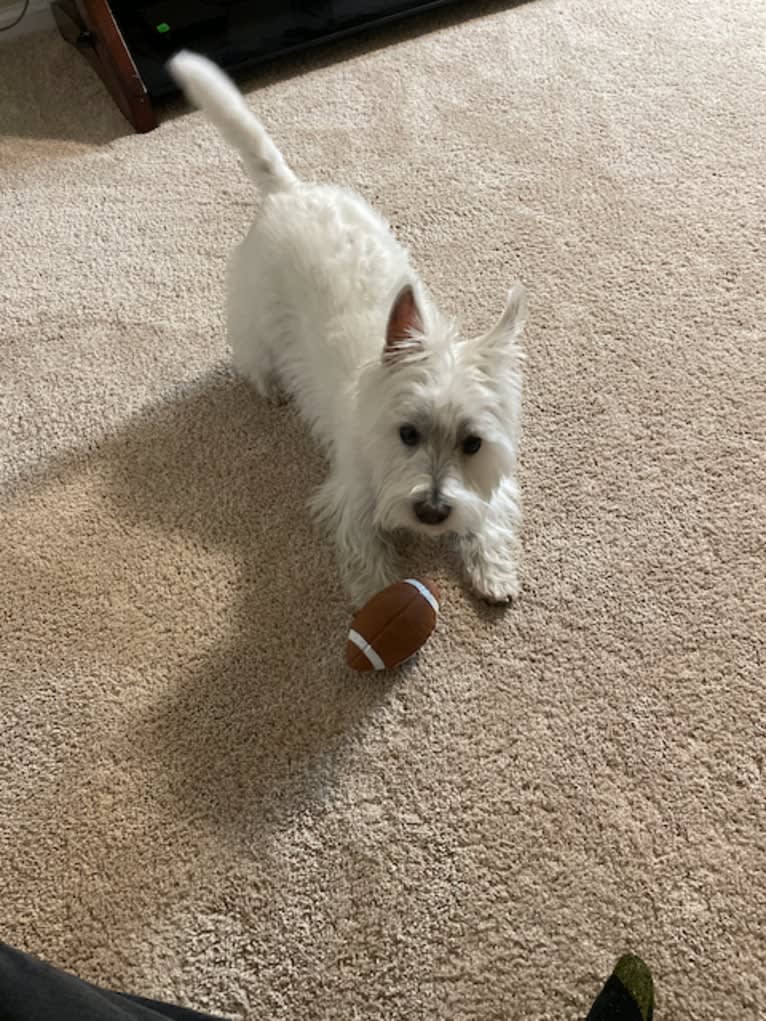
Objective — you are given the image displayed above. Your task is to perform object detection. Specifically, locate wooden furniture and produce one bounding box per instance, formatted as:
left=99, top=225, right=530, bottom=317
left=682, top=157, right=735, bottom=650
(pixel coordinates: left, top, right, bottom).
left=53, top=0, right=157, bottom=131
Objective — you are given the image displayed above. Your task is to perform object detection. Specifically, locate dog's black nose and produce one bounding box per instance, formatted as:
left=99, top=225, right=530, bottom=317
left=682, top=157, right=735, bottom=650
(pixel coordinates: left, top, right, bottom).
left=414, top=500, right=452, bottom=526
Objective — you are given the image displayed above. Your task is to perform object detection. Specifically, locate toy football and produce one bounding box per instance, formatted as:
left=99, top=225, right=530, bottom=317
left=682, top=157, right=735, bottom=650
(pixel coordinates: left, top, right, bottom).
left=346, top=578, right=440, bottom=671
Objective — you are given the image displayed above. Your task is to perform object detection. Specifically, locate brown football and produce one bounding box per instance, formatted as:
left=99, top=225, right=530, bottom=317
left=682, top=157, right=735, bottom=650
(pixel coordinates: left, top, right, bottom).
left=346, top=578, right=440, bottom=671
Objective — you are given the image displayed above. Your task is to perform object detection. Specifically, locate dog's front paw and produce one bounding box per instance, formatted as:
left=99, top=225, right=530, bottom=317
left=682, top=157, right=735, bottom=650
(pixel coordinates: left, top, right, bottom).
left=461, top=539, right=520, bottom=605
left=466, top=564, right=520, bottom=605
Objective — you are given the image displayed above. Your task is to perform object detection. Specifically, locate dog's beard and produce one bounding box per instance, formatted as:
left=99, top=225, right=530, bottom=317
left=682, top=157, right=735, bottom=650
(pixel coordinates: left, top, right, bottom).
left=367, top=437, right=513, bottom=538
left=371, top=470, right=487, bottom=536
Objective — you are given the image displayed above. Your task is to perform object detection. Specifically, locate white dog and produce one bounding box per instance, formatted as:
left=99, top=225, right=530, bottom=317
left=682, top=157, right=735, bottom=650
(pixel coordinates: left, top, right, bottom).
left=169, top=52, right=527, bottom=607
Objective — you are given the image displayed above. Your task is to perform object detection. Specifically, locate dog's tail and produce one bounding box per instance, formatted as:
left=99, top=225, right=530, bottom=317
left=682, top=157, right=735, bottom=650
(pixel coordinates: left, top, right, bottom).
left=168, top=50, right=297, bottom=194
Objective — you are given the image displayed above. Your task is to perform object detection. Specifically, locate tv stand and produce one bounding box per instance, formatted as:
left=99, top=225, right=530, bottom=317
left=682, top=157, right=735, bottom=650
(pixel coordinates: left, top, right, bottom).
left=53, top=0, right=157, bottom=132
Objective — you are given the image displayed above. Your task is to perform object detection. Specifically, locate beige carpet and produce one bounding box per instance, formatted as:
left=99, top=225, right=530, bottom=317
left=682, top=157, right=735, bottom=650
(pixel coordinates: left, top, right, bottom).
left=1, top=2, right=764, bottom=1018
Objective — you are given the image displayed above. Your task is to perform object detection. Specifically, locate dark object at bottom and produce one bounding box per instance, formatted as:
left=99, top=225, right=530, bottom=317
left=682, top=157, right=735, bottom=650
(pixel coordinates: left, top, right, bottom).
left=0, top=942, right=654, bottom=1021
left=0, top=942, right=225, bottom=1020
left=52, top=0, right=459, bottom=132
left=585, top=954, right=655, bottom=1021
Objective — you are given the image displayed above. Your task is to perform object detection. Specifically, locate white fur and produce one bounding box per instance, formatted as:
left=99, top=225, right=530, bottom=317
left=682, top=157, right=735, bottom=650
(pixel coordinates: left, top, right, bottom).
left=169, top=51, right=527, bottom=606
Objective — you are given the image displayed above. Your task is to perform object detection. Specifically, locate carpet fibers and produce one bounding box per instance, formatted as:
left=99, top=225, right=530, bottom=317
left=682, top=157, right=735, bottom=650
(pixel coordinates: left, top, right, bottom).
left=1, top=2, right=764, bottom=1018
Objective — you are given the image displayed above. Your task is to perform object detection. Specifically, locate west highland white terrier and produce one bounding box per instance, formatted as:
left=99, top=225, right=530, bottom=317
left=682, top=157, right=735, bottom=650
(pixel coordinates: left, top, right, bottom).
left=169, top=52, right=527, bottom=607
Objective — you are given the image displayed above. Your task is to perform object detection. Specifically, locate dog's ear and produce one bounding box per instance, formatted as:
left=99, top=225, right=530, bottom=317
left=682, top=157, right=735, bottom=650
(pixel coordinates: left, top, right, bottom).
left=383, top=284, right=424, bottom=364
left=481, top=282, right=528, bottom=352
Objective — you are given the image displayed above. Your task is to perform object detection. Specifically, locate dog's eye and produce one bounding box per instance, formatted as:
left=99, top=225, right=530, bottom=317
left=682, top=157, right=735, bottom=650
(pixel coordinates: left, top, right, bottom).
left=399, top=424, right=420, bottom=447
left=462, top=435, right=482, bottom=456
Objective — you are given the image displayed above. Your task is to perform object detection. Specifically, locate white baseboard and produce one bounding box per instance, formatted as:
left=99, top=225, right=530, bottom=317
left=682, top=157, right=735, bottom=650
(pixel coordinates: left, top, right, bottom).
left=0, top=0, right=55, bottom=41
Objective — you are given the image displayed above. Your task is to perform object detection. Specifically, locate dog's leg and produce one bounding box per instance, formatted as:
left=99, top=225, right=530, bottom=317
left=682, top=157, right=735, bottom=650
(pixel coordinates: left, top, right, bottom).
left=230, top=328, right=282, bottom=401
left=312, top=472, right=400, bottom=607
left=227, top=248, right=284, bottom=401
left=459, top=477, right=522, bottom=604
left=339, top=521, right=400, bottom=608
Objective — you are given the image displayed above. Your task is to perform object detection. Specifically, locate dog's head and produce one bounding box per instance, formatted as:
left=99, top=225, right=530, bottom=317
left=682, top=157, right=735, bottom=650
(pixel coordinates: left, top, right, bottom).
left=357, top=280, right=526, bottom=537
